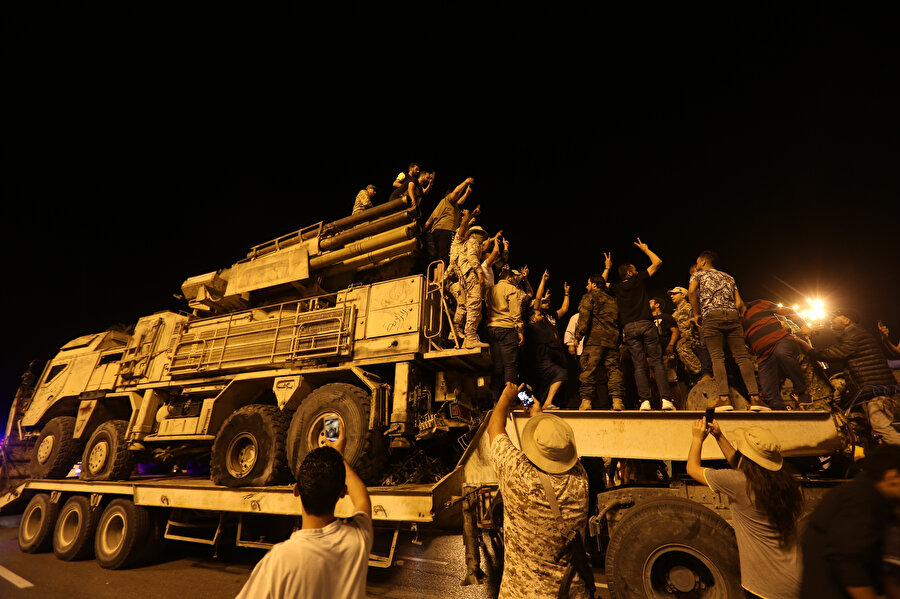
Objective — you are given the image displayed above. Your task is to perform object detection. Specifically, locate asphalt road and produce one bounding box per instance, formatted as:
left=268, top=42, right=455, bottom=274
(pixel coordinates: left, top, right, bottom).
left=0, top=515, right=610, bottom=598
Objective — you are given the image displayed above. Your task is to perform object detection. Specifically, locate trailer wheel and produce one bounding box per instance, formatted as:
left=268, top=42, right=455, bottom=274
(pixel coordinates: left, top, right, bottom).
left=286, top=383, right=387, bottom=485
left=210, top=404, right=290, bottom=487
left=28, top=416, right=82, bottom=479
left=94, top=499, right=152, bottom=569
left=18, top=493, right=60, bottom=553
left=606, top=496, right=742, bottom=599
left=53, top=495, right=100, bottom=560
left=80, top=420, right=135, bottom=481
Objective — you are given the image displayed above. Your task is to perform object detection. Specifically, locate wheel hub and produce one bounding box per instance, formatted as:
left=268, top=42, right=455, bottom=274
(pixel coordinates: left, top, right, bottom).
left=644, top=543, right=719, bottom=597
left=88, top=440, right=110, bottom=474
left=226, top=432, right=259, bottom=478
left=666, top=565, right=700, bottom=593
left=37, top=435, right=55, bottom=464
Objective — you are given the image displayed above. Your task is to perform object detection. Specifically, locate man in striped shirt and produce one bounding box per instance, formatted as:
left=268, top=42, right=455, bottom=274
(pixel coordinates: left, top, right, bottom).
left=741, top=299, right=811, bottom=410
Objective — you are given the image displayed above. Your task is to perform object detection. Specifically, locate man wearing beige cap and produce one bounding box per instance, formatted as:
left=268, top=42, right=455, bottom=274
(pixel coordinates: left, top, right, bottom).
left=488, top=382, right=591, bottom=598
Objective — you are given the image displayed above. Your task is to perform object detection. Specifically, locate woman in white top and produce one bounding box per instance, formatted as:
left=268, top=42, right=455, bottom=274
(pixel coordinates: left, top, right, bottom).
left=687, top=419, right=803, bottom=599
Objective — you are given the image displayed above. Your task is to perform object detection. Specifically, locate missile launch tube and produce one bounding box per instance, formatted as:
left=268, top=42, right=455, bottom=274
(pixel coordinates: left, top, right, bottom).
left=319, top=208, right=419, bottom=252
left=309, top=223, right=421, bottom=270
left=320, top=197, right=412, bottom=236
left=322, top=238, right=420, bottom=276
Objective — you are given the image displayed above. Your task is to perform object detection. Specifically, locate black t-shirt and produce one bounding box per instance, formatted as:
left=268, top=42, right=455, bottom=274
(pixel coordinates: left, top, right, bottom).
left=652, top=312, right=678, bottom=348
left=611, top=269, right=652, bottom=324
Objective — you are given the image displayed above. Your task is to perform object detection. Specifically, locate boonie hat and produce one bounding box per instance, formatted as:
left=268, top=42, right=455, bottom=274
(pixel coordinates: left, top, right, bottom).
left=520, top=414, right=578, bottom=474
left=732, top=427, right=783, bottom=471
left=467, top=226, right=487, bottom=238
left=668, top=286, right=688, bottom=296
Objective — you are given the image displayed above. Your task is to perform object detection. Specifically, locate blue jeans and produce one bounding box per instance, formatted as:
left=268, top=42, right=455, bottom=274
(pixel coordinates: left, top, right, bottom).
left=701, top=309, right=759, bottom=398
left=623, top=320, right=671, bottom=402
left=758, top=338, right=808, bottom=409
left=486, top=326, right=519, bottom=399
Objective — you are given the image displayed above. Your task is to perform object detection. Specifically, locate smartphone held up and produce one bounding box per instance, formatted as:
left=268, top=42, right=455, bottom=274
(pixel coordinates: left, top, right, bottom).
left=324, top=415, right=340, bottom=442
left=518, top=385, right=535, bottom=409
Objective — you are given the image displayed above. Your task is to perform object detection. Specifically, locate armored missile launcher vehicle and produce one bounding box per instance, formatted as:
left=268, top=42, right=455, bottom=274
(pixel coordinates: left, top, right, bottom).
left=1, top=196, right=488, bottom=493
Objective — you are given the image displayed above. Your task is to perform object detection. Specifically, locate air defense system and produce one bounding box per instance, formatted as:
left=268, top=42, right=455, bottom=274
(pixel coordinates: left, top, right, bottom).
left=0, top=197, right=490, bottom=494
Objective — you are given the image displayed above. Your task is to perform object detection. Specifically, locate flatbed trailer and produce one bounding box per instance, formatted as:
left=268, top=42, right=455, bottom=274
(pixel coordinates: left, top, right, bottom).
left=2, top=409, right=845, bottom=597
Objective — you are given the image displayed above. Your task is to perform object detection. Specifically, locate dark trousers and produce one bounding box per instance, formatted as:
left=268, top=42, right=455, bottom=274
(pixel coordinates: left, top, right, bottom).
left=702, top=309, right=759, bottom=397
left=579, top=345, right=624, bottom=408
left=623, top=320, right=671, bottom=401
left=486, top=326, right=519, bottom=399
left=758, top=337, right=809, bottom=408
left=696, top=339, right=713, bottom=377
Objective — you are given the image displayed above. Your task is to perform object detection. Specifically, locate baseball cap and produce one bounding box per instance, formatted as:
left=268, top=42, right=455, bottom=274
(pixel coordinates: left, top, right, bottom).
left=668, top=286, right=688, bottom=296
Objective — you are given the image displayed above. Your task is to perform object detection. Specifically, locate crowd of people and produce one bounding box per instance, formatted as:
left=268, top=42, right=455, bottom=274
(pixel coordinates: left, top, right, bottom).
left=231, top=165, right=900, bottom=599
left=353, top=165, right=900, bottom=427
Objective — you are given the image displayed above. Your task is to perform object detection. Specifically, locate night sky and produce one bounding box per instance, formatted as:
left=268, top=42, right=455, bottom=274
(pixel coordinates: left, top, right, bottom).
left=3, top=8, right=899, bottom=429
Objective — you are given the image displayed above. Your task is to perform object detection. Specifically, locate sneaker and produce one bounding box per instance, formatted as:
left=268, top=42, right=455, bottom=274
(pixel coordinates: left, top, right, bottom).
left=748, top=395, right=772, bottom=412
left=712, top=396, right=734, bottom=412
left=612, top=398, right=626, bottom=411
left=578, top=400, right=593, bottom=411
left=639, top=400, right=652, bottom=411
left=661, top=399, right=676, bottom=411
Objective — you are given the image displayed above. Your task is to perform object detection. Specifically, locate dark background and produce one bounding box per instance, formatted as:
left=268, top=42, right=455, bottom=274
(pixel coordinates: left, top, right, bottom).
left=3, top=7, right=899, bottom=431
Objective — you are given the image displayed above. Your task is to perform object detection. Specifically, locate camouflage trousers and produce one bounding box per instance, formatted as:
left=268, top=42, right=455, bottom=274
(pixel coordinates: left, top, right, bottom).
left=579, top=345, right=624, bottom=408
left=452, top=272, right=483, bottom=340
left=676, top=338, right=702, bottom=375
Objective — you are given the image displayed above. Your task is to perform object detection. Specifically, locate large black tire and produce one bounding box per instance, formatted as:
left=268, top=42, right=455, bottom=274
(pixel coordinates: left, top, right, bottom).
left=94, top=499, right=152, bottom=569
left=286, top=383, right=387, bottom=485
left=53, top=495, right=100, bottom=560
left=606, top=496, right=742, bottom=599
left=28, top=416, right=82, bottom=479
left=80, top=420, right=135, bottom=481
left=18, top=493, right=60, bottom=553
left=210, top=404, right=290, bottom=487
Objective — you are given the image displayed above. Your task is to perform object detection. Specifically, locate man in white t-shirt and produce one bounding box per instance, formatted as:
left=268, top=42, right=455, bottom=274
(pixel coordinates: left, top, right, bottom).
left=236, top=427, right=373, bottom=599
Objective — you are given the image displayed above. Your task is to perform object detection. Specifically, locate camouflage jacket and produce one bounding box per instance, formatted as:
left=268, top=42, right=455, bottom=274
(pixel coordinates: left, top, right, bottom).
left=574, top=289, right=619, bottom=348
left=491, top=434, right=589, bottom=599
left=672, top=300, right=699, bottom=344
left=459, top=235, right=483, bottom=276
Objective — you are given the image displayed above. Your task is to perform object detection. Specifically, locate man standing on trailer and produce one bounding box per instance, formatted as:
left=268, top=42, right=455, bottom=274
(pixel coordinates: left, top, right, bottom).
left=236, top=427, right=373, bottom=599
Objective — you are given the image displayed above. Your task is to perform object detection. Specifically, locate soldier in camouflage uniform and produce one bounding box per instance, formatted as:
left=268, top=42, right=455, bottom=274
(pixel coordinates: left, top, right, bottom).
left=452, top=224, right=489, bottom=349
left=668, top=286, right=714, bottom=384
left=488, top=382, right=590, bottom=598
left=575, top=270, right=625, bottom=411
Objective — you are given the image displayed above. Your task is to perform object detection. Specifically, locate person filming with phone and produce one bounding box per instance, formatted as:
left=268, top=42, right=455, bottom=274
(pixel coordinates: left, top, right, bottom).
left=686, top=417, right=803, bottom=599
left=237, top=417, right=373, bottom=599
left=488, top=382, right=593, bottom=598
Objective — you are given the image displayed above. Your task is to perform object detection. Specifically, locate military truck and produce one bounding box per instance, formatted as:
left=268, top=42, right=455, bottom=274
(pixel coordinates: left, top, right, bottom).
left=1, top=195, right=490, bottom=494
left=0, top=193, right=858, bottom=597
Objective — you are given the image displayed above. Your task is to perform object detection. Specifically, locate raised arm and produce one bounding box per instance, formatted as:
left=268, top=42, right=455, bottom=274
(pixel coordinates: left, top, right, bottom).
left=556, top=282, right=570, bottom=320
left=489, top=382, right=541, bottom=442
left=634, top=238, right=662, bottom=276
left=686, top=418, right=710, bottom=484
left=879, top=322, right=900, bottom=356
left=602, top=252, right=612, bottom=285
left=484, top=236, right=502, bottom=267
left=533, top=270, right=549, bottom=309
left=325, top=426, right=371, bottom=517
left=708, top=420, right=738, bottom=467
left=450, top=177, right=474, bottom=204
